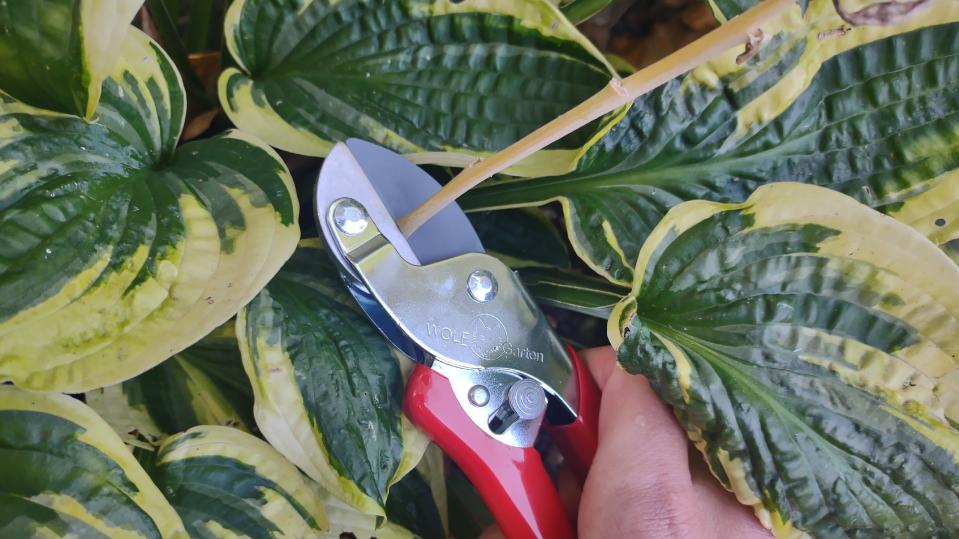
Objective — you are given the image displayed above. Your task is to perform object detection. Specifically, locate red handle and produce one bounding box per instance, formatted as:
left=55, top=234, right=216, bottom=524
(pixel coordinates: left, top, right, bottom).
left=545, top=344, right=600, bottom=485
left=404, top=365, right=574, bottom=539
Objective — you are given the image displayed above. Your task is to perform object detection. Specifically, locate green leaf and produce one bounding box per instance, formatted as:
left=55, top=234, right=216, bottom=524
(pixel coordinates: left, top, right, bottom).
left=462, top=3, right=959, bottom=285
left=86, top=321, right=255, bottom=447
left=237, top=239, right=429, bottom=519
left=609, top=183, right=959, bottom=537
left=152, top=426, right=329, bottom=538
left=520, top=267, right=628, bottom=318
left=144, top=0, right=213, bottom=106
left=705, top=0, right=751, bottom=22
left=185, top=0, right=215, bottom=53
left=385, top=446, right=447, bottom=539
left=560, top=0, right=615, bottom=24
left=218, top=0, right=613, bottom=169
left=0, top=385, right=187, bottom=538
left=605, top=53, right=636, bottom=77
left=707, top=0, right=808, bottom=22
left=386, top=471, right=442, bottom=539
left=446, top=467, right=494, bottom=539
left=0, top=27, right=300, bottom=392
left=0, top=0, right=141, bottom=118
left=470, top=208, right=570, bottom=269
left=320, top=492, right=416, bottom=539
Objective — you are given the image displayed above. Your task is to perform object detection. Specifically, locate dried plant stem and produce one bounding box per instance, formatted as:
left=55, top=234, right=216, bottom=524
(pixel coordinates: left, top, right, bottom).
left=399, top=0, right=796, bottom=237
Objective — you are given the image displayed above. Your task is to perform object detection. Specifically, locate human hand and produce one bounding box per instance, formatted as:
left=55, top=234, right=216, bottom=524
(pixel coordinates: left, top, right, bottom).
left=481, top=346, right=771, bottom=539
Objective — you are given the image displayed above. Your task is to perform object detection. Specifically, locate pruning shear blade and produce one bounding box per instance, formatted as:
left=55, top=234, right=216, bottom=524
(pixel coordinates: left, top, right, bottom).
left=316, top=139, right=578, bottom=447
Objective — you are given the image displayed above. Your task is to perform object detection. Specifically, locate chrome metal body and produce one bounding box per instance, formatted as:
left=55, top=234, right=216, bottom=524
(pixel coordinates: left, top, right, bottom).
left=316, top=140, right=578, bottom=448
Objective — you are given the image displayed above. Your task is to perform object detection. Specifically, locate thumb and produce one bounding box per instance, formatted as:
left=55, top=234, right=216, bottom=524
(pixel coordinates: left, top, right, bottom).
left=578, top=347, right=699, bottom=538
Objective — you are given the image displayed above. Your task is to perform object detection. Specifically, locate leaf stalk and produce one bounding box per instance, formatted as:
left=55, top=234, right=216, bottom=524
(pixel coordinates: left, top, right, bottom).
left=398, top=0, right=797, bottom=237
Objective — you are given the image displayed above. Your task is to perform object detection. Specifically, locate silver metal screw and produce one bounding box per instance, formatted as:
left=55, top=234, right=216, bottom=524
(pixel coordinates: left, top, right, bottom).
left=507, top=379, right=546, bottom=420
left=332, top=199, right=368, bottom=235
left=467, top=270, right=497, bottom=303
left=468, top=385, right=490, bottom=407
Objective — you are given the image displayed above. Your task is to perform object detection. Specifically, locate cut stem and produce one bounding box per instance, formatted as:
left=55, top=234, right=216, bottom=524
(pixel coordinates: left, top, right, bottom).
left=398, top=0, right=796, bottom=237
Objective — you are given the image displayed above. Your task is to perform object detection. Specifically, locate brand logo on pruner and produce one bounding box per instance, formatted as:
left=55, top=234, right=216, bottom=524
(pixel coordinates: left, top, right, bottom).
left=426, top=314, right=545, bottom=362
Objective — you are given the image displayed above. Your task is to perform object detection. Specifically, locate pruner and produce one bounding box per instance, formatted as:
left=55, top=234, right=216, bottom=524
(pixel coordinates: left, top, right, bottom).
left=316, top=140, right=600, bottom=539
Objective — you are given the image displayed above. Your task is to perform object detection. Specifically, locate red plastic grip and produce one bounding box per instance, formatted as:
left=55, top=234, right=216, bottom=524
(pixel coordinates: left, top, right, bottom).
left=404, top=365, right=575, bottom=539
left=545, top=345, right=601, bottom=485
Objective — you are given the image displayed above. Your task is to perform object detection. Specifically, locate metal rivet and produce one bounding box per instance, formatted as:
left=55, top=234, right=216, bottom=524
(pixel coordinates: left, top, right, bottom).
left=468, top=385, right=490, bottom=407
left=467, top=270, right=497, bottom=303
left=332, top=199, right=368, bottom=235
left=507, top=379, right=546, bottom=420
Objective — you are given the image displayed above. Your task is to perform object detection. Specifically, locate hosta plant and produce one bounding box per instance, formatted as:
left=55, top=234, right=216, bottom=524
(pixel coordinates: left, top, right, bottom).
left=1, top=0, right=958, bottom=537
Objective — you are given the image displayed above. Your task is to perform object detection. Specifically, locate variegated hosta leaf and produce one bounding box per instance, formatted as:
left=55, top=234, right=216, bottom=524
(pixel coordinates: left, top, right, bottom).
left=385, top=445, right=447, bottom=539
left=0, top=28, right=300, bottom=392
left=609, top=183, right=959, bottom=537
left=86, top=322, right=255, bottom=447
left=0, top=386, right=186, bottom=538
left=237, top=239, right=429, bottom=518
left=520, top=267, right=629, bottom=319
left=152, top=426, right=329, bottom=538
left=470, top=208, right=570, bottom=269
left=463, top=2, right=959, bottom=285
left=319, top=491, right=415, bottom=539
left=312, top=447, right=446, bottom=539
left=218, top=0, right=613, bottom=170
left=0, top=0, right=141, bottom=118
